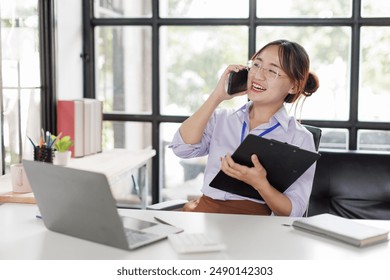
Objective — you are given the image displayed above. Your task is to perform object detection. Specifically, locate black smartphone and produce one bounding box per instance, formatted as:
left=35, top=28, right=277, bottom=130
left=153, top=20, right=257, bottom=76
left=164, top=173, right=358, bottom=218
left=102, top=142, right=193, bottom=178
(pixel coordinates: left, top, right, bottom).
left=227, top=69, right=248, bottom=95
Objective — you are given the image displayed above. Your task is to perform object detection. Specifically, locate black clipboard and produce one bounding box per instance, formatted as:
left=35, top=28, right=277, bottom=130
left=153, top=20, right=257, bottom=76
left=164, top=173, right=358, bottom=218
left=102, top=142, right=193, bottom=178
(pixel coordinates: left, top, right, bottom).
left=209, top=134, right=321, bottom=200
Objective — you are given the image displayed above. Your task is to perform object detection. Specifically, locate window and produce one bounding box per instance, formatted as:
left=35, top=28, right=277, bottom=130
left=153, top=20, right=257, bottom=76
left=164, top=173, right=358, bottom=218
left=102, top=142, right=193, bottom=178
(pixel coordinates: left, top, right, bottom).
left=84, top=0, right=390, bottom=203
left=159, top=0, right=249, bottom=18
left=359, top=27, right=390, bottom=123
left=160, top=25, right=249, bottom=115
left=257, top=0, right=352, bottom=18
left=95, top=25, right=152, bottom=114
left=0, top=0, right=41, bottom=173
left=255, top=26, right=351, bottom=122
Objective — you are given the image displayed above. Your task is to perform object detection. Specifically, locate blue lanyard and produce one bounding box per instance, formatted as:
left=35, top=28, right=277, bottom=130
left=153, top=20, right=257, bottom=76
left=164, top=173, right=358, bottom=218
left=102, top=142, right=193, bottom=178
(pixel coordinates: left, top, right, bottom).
left=240, top=121, right=280, bottom=143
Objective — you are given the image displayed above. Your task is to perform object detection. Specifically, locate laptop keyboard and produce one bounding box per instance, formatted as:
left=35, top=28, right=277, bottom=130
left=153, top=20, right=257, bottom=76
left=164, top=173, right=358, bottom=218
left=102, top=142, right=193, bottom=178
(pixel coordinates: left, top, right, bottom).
left=124, top=228, right=159, bottom=245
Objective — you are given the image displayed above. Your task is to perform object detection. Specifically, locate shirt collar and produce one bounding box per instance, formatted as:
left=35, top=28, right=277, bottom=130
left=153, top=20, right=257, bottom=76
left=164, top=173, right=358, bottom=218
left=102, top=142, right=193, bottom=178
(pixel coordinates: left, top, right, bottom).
left=234, top=102, right=250, bottom=114
left=273, top=106, right=291, bottom=132
left=234, top=101, right=292, bottom=132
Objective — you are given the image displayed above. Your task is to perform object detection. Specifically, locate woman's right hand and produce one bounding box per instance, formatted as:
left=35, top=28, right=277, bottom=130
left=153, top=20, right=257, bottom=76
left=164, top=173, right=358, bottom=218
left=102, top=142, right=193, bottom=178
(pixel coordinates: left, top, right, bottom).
left=178, top=64, right=247, bottom=145
left=211, top=64, right=248, bottom=102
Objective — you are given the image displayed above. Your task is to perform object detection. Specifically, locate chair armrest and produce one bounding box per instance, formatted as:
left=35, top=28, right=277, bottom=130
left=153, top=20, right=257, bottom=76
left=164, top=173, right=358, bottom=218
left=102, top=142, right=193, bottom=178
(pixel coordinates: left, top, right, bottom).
left=146, top=199, right=188, bottom=211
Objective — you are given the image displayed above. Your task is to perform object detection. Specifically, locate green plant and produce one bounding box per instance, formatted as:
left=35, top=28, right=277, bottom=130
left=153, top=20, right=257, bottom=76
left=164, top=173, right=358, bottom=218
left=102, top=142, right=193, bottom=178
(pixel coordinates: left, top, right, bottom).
left=51, top=135, right=73, bottom=152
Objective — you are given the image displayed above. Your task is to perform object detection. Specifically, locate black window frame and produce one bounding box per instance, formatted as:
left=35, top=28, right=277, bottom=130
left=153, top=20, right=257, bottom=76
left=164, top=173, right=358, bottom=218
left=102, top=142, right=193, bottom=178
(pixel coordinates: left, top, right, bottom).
left=81, top=0, right=390, bottom=203
left=39, top=0, right=57, bottom=135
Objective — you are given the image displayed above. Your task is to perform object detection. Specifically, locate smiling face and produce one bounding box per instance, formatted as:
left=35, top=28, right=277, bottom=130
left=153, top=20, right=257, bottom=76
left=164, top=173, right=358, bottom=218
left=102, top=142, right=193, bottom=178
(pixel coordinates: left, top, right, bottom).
left=247, top=45, right=296, bottom=109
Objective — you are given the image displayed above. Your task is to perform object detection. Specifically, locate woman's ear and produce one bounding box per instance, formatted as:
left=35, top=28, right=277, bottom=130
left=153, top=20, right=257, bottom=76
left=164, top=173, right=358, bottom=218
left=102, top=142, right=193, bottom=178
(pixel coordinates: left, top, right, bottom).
left=285, top=84, right=299, bottom=103
left=288, top=83, right=299, bottom=94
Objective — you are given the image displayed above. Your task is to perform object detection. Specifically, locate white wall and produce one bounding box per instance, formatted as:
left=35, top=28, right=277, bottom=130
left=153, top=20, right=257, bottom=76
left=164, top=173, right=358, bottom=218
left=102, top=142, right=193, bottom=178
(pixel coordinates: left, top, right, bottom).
left=56, top=0, right=83, bottom=100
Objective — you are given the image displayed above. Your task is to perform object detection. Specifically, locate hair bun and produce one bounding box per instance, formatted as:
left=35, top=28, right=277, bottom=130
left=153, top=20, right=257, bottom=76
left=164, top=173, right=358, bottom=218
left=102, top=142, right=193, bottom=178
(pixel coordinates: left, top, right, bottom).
left=304, top=72, right=319, bottom=96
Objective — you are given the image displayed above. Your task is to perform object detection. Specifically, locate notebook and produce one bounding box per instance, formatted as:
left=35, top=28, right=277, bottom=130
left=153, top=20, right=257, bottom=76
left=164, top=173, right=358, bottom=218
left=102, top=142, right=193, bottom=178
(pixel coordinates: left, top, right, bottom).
left=23, top=160, right=183, bottom=250
left=209, top=134, right=321, bottom=200
left=292, top=213, right=390, bottom=247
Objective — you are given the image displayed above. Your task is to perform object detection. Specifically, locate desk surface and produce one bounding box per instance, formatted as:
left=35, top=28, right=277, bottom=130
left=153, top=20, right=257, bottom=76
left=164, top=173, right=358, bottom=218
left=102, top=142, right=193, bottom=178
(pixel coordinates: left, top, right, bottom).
left=1, top=203, right=389, bottom=260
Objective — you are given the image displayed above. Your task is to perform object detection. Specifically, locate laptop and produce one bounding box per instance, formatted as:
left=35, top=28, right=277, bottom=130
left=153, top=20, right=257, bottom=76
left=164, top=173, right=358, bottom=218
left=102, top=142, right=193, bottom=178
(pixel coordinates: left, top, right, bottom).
left=23, top=159, right=183, bottom=250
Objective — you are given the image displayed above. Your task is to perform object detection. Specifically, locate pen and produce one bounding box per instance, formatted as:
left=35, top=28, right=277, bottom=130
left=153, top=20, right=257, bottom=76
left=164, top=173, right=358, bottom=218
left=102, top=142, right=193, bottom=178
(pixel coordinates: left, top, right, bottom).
left=27, top=136, right=36, bottom=148
left=49, top=132, right=62, bottom=148
left=154, top=216, right=175, bottom=227
left=46, top=131, right=51, bottom=147
left=40, top=128, right=45, bottom=147
left=49, top=137, right=56, bottom=148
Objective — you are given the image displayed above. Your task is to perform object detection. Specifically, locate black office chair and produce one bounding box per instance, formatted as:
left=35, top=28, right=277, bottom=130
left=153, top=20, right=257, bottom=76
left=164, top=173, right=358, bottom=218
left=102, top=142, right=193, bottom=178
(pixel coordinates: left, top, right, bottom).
left=148, top=125, right=322, bottom=211
left=303, top=125, right=322, bottom=152
left=302, top=125, right=322, bottom=216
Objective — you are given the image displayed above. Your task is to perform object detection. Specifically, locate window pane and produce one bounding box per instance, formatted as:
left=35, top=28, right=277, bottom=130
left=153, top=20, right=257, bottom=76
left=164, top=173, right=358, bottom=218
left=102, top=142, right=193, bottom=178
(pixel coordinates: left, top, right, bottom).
left=2, top=89, right=41, bottom=169
left=3, top=90, right=22, bottom=165
left=1, top=30, right=40, bottom=88
left=358, top=130, right=390, bottom=152
left=362, top=0, right=390, bottom=17
left=160, top=26, right=249, bottom=115
left=1, top=0, right=41, bottom=172
left=160, top=123, right=204, bottom=202
left=359, top=27, right=390, bottom=122
left=256, top=26, right=351, bottom=121
left=102, top=121, right=152, bottom=151
left=160, top=0, right=249, bottom=18
left=95, top=26, right=152, bottom=114
left=102, top=121, right=152, bottom=206
left=1, top=0, right=40, bottom=87
left=257, top=0, right=352, bottom=18
left=94, top=0, right=152, bottom=18
left=319, top=128, right=348, bottom=150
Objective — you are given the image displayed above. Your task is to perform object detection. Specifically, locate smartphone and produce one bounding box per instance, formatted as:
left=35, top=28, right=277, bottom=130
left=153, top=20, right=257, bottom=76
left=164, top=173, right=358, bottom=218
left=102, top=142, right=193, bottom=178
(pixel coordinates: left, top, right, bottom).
left=227, top=69, right=248, bottom=95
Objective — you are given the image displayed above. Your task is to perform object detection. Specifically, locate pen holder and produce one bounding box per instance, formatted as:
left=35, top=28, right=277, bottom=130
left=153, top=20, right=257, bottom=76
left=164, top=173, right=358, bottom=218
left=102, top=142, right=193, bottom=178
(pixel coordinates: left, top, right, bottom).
left=34, top=146, right=54, bottom=163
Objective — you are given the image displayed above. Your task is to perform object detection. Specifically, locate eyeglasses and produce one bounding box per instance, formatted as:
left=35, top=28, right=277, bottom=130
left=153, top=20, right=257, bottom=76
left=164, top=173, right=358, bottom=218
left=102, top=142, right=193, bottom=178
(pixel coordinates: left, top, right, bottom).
left=247, top=60, right=284, bottom=80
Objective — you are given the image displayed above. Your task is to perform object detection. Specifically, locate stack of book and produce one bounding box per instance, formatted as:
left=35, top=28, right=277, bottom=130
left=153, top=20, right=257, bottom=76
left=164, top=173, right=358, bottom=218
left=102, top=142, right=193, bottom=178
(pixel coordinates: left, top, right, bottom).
left=57, top=98, right=103, bottom=157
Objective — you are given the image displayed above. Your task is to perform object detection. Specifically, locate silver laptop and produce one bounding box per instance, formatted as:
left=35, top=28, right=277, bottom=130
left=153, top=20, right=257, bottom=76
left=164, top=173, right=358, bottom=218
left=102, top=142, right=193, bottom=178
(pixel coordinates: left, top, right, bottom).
left=23, top=159, right=183, bottom=250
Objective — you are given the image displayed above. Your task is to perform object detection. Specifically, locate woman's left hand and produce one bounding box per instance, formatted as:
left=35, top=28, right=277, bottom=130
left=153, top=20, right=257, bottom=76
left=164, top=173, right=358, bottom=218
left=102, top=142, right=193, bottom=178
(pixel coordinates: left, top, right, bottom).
left=220, top=153, right=268, bottom=192
left=220, top=153, right=293, bottom=216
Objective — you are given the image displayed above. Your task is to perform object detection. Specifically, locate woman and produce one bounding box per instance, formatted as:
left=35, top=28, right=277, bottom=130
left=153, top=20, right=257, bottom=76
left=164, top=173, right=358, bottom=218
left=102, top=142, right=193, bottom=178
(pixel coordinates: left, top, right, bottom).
left=169, top=39, right=319, bottom=217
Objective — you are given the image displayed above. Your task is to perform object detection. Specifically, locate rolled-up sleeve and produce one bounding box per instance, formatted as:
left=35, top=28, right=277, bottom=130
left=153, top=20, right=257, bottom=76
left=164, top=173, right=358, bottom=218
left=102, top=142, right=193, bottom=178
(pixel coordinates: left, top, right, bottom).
left=169, top=112, right=216, bottom=159
left=169, top=130, right=205, bottom=158
left=284, top=163, right=316, bottom=217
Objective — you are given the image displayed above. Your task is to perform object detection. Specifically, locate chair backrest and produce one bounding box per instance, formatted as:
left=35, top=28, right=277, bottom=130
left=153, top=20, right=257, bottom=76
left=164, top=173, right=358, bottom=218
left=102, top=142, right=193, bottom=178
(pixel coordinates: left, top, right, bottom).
left=302, top=125, right=322, bottom=217
left=303, top=125, right=322, bottom=151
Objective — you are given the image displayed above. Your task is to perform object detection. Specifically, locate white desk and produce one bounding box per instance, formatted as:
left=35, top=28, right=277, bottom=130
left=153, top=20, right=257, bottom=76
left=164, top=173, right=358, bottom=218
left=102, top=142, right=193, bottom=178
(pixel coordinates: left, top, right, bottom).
left=0, top=203, right=389, bottom=260
left=0, top=149, right=155, bottom=208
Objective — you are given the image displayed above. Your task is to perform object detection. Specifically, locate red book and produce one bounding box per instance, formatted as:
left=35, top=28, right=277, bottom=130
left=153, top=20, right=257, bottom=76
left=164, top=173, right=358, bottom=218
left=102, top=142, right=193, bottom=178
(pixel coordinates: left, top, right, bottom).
left=57, top=100, right=84, bottom=157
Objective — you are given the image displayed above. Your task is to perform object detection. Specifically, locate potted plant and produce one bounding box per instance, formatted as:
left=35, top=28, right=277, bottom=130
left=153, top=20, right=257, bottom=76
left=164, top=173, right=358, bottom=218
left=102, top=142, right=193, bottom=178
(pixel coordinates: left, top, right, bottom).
left=51, top=135, right=73, bottom=165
